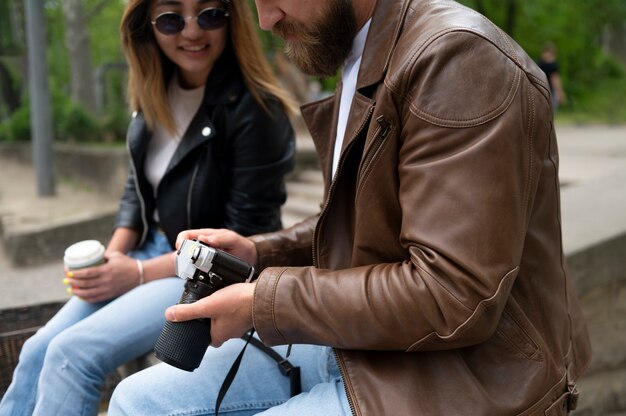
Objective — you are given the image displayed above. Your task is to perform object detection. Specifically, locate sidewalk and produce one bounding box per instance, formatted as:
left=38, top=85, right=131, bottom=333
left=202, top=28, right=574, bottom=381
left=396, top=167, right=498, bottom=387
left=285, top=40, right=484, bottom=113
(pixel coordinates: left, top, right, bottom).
left=1, top=124, right=626, bottom=310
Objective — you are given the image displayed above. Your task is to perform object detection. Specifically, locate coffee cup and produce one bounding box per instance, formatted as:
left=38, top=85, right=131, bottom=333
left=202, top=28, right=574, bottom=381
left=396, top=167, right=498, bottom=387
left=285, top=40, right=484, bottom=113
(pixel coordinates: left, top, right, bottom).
left=64, top=240, right=106, bottom=270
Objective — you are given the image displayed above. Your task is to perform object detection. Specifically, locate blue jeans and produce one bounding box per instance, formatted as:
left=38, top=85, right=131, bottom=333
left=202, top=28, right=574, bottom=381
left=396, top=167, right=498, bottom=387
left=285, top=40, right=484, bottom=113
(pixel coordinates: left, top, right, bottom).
left=109, top=339, right=352, bottom=415
left=0, top=228, right=184, bottom=416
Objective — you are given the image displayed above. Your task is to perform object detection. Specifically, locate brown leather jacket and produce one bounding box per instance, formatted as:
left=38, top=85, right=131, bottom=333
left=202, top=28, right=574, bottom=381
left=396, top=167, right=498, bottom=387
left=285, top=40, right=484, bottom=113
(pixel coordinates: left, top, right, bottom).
left=251, top=0, right=592, bottom=414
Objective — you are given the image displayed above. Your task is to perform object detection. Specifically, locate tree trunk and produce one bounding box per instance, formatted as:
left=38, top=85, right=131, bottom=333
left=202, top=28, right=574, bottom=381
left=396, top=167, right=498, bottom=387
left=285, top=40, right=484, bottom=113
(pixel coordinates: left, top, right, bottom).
left=504, top=0, right=517, bottom=37
left=603, top=21, right=626, bottom=64
left=0, top=62, right=20, bottom=115
left=62, top=0, right=97, bottom=114
left=474, top=0, right=486, bottom=15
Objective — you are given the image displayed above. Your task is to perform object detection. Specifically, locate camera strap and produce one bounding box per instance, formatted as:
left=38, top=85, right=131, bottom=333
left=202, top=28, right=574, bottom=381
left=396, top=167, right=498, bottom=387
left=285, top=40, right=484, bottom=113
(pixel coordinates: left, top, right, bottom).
left=214, top=330, right=302, bottom=416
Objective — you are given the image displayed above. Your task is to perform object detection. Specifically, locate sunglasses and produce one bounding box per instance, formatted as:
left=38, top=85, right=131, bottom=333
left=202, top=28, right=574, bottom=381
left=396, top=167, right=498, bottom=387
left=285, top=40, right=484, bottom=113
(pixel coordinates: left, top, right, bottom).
left=151, top=7, right=230, bottom=35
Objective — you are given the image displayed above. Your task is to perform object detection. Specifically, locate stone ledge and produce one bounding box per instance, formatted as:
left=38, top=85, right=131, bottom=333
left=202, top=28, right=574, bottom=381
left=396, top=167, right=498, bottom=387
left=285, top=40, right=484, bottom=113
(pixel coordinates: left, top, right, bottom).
left=0, top=142, right=129, bottom=197
left=2, top=211, right=117, bottom=268
left=573, top=367, right=626, bottom=416
left=562, top=173, right=626, bottom=415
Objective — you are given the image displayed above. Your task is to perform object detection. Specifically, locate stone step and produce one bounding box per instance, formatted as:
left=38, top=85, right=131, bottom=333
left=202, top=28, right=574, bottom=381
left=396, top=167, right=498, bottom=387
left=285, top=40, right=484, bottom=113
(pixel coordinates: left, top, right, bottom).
left=286, top=181, right=324, bottom=203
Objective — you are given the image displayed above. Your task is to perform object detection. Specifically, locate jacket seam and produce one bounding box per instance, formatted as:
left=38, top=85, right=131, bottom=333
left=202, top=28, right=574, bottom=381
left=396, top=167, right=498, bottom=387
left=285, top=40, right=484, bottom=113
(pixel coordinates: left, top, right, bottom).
left=126, top=135, right=149, bottom=247
left=408, top=266, right=520, bottom=350
left=523, top=82, right=536, bottom=233
left=516, top=372, right=567, bottom=416
left=269, top=268, right=288, bottom=344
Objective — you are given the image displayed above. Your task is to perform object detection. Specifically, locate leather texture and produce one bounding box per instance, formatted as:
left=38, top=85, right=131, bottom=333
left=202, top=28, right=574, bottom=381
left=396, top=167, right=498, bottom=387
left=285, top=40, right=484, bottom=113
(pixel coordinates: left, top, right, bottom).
left=115, top=49, right=295, bottom=248
left=250, top=1, right=592, bottom=415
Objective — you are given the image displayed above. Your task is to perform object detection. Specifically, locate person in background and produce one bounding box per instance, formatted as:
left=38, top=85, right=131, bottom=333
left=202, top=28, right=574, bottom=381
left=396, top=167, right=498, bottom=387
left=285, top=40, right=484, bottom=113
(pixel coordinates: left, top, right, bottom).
left=0, top=0, right=295, bottom=414
left=538, top=41, right=568, bottom=112
left=110, top=0, right=592, bottom=415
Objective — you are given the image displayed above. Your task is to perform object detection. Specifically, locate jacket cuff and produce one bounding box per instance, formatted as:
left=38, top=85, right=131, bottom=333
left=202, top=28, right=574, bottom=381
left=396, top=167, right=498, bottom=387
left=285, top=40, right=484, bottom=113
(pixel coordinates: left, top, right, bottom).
left=250, top=233, right=279, bottom=271
left=253, top=267, right=287, bottom=345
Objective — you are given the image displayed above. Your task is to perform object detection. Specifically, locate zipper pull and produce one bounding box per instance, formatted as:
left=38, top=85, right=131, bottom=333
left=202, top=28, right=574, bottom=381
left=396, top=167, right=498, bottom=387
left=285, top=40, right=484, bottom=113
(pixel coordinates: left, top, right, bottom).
left=376, top=115, right=391, bottom=138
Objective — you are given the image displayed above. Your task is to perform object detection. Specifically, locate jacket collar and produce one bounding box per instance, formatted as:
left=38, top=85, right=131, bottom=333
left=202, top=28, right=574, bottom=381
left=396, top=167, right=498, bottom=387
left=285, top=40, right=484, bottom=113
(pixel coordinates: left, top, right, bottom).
left=355, top=0, right=409, bottom=93
left=201, top=46, right=244, bottom=106
left=128, top=47, right=243, bottom=170
left=167, top=48, right=242, bottom=169
left=302, top=0, right=410, bottom=180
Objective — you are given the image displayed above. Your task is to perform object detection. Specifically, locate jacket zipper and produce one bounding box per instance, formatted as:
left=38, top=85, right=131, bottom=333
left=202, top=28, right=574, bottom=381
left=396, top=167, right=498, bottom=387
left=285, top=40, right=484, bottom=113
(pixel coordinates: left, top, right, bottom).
left=356, top=115, right=392, bottom=194
left=127, top=140, right=149, bottom=247
left=186, top=156, right=203, bottom=229
left=312, top=105, right=374, bottom=416
left=334, top=349, right=359, bottom=416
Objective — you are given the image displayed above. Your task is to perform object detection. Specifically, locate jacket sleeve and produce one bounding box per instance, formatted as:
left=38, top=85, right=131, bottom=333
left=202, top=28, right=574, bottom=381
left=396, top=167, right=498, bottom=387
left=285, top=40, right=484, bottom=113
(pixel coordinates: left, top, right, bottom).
left=222, top=95, right=295, bottom=236
left=114, top=160, right=144, bottom=233
left=250, top=214, right=318, bottom=271
left=253, top=32, right=551, bottom=352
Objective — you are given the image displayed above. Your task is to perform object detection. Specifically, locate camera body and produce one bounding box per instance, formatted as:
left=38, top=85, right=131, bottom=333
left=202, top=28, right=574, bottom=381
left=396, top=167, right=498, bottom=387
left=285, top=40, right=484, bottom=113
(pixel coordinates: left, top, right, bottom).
left=154, top=239, right=255, bottom=371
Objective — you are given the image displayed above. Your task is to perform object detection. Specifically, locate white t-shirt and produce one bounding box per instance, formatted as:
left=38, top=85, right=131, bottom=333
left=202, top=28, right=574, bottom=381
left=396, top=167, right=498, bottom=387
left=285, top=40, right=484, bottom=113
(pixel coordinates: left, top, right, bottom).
left=144, top=77, right=205, bottom=221
left=331, top=19, right=372, bottom=178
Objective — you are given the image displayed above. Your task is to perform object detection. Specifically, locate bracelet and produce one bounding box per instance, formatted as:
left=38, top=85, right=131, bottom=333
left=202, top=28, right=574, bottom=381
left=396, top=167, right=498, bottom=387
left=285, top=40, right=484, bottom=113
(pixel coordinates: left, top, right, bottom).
left=136, top=259, right=144, bottom=285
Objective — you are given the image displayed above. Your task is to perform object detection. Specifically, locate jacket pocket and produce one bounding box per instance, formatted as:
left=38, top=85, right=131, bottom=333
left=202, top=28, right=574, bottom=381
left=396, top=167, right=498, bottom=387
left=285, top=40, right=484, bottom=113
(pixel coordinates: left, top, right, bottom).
left=356, top=115, right=393, bottom=196
left=495, top=296, right=542, bottom=361
left=544, top=391, right=569, bottom=416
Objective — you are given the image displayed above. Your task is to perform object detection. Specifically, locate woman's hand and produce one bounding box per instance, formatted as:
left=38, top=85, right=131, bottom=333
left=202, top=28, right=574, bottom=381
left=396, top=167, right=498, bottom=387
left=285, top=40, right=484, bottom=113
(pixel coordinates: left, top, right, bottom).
left=64, top=251, right=142, bottom=303
left=176, top=228, right=258, bottom=266
left=165, top=282, right=256, bottom=347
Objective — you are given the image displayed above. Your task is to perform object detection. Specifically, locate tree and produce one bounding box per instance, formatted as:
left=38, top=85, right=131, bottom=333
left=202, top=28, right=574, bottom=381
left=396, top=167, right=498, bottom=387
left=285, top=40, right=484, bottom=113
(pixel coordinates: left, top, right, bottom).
left=0, top=0, right=24, bottom=119
left=62, top=0, right=97, bottom=114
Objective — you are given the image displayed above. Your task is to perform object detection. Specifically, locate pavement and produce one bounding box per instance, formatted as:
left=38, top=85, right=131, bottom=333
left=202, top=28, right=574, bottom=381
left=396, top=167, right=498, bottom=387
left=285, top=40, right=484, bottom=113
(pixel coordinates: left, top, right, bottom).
left=1, top=124, right=626, bottom=310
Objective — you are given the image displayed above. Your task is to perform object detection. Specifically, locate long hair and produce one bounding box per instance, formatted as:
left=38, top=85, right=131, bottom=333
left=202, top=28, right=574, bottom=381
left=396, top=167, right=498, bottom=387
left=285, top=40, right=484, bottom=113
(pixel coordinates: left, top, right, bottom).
left=120, top=0, right=296, bottom=134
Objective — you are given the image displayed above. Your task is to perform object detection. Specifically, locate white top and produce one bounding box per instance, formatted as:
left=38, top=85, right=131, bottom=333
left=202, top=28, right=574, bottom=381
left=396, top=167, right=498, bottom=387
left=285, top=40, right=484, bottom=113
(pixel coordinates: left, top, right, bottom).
left=144, top=76, right=205, bottom=221
left=331, top=19, right=372, bottom=178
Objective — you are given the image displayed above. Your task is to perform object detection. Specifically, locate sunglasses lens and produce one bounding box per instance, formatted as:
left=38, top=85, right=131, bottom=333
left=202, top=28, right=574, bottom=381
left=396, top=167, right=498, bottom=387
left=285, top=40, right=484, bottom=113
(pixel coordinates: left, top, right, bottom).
left=155, top=13, right=184, bottom=35
left=197, top=9, right=228, bottom=30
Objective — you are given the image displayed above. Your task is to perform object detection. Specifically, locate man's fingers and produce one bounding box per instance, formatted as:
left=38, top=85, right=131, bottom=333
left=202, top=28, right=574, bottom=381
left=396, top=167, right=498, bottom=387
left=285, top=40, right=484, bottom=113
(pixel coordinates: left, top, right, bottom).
left=176, top=228, right=219, bottom=249
left=165, top=302, right=211, bottom=322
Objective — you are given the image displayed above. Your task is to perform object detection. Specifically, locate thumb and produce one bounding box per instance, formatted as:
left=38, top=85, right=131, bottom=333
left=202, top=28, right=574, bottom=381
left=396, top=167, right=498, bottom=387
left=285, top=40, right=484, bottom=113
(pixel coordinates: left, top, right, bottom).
left=165, top=302, right=209, bottom=322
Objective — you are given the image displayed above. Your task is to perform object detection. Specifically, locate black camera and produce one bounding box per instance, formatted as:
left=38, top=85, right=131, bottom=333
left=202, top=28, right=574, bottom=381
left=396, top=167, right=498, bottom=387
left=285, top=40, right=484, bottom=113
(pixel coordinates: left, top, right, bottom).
left=154, top=239, right=255, bottom=371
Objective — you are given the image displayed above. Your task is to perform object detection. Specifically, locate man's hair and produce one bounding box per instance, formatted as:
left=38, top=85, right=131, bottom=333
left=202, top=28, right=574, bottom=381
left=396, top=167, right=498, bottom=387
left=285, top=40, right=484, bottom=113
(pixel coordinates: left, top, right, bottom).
left=120, top=0, right=296, bottom=134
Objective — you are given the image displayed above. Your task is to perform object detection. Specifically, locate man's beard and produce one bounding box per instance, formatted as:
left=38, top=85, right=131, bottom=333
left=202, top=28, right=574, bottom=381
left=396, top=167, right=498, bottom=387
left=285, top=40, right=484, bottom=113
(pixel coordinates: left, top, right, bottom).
left=273, top=0, right=358, bottom=77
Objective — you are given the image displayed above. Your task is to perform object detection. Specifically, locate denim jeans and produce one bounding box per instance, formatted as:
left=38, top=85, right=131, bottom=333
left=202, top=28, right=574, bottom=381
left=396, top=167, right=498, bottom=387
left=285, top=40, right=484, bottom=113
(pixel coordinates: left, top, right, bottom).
left=108, top=339, right=352, bottom=416
left=0, top=228, right=183, bottom=416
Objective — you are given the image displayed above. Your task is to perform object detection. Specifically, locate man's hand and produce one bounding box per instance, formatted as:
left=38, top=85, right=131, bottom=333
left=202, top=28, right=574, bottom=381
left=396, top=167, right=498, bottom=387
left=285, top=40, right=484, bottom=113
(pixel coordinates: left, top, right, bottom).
left=165, top=282, right=256, bottom=347
left=176, top=228, right=258, bottom=266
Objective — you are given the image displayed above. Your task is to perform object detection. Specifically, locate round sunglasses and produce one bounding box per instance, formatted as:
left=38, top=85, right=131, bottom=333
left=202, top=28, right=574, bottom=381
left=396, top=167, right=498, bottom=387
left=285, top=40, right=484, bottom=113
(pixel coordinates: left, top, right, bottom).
left=151, top=7, right=230, bottom=35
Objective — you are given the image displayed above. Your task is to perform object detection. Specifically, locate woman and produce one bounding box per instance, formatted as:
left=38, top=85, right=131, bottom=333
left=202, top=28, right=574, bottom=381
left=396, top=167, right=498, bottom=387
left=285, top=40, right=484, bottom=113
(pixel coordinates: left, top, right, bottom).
left=0, top=0, right=295, bottom=414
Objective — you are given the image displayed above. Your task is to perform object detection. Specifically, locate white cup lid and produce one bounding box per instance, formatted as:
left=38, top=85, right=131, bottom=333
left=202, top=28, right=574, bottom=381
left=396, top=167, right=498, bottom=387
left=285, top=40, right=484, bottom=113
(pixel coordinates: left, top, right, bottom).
left=64, top=240, right=105, bottom=269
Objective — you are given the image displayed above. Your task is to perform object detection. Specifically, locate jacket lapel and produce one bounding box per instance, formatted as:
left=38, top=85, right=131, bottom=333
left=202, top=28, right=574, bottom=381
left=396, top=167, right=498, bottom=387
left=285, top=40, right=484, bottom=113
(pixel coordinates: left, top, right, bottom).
left=301, top=94, right=340, bottom=189
left=163, top=49, right=241, bottom=175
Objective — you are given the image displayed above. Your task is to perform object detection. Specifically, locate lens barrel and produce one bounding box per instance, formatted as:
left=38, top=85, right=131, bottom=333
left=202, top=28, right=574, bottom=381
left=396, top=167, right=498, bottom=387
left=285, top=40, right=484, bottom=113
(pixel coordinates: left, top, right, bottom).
left=154, top=279, right=214, bottom=371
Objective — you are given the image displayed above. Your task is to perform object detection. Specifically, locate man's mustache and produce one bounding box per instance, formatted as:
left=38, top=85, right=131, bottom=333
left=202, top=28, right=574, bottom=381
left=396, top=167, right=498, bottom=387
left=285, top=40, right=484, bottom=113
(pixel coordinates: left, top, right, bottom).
left=273, top=20, right=320, bottom=45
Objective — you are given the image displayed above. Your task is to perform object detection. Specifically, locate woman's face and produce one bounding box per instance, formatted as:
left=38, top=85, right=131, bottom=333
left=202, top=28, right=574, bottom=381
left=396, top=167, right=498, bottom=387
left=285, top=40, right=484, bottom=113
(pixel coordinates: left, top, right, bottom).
left=150, top=0, right=229, bottom=88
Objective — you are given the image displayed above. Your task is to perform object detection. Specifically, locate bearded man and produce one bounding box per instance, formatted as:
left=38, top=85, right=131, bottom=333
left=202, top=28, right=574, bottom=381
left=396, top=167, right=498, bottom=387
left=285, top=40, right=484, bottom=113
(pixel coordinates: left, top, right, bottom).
left=110, top=0, right=591, bottom=415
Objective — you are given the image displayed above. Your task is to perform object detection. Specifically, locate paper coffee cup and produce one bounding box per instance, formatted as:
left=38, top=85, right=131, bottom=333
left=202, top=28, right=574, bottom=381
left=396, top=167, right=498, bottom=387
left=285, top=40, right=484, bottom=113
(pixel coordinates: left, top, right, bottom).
left=64, top=240, right=106, bottom=270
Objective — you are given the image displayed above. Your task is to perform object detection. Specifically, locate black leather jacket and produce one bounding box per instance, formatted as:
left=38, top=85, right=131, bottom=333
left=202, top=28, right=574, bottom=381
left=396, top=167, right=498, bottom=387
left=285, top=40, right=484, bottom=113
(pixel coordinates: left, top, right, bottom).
left=115, top=50, right=295, bottom=248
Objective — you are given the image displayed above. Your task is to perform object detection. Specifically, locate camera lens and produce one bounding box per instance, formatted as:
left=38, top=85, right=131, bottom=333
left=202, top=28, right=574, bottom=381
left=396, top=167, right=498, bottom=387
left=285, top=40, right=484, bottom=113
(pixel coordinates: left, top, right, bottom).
left=154, top=279, right=214, bottom=371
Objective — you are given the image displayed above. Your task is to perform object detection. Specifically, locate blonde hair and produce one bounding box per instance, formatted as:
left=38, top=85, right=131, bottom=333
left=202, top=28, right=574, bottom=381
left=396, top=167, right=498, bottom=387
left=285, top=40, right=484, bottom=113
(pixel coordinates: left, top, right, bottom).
left=120, top=0, right=296, bottom=134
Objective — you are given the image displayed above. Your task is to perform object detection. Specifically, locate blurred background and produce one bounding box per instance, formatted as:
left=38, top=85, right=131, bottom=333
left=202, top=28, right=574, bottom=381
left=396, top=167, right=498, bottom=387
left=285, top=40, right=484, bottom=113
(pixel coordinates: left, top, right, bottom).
left=1, top=0, right=626, bottom=141
left=0, top=1, right=625, bottom=415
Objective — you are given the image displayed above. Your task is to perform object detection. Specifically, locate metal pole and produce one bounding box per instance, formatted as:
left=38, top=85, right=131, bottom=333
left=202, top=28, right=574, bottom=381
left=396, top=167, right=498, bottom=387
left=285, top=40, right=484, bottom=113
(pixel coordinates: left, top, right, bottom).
left=24, top=0, right=55, bottom=196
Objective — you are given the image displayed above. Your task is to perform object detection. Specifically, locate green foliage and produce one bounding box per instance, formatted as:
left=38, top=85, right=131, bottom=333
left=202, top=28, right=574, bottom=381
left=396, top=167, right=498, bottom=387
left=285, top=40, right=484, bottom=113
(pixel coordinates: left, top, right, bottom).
left=0, top=105, right=31, bottom=142
left=0, top=93, right=108, bottom=143
left=56, top=103, right=102, bottom=143
left=0, top=0, right=22, bottom=54
left=458, top=0, right=626, bottom=123
left=100, top=106, right=131, bottom=143
left=4, top=0, right=626, bottom=128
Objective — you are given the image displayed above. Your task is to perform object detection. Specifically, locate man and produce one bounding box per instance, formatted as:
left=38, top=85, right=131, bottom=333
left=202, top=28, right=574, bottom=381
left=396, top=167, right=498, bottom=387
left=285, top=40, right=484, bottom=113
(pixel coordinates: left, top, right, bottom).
left=538, top=41, right=568, bottom=112
left=110, top=0, right=591, bottom=414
